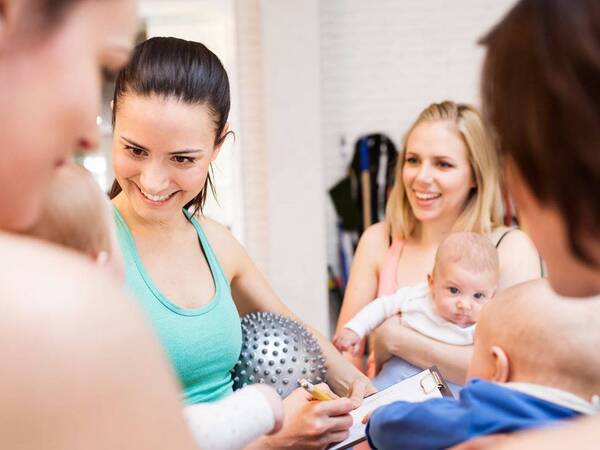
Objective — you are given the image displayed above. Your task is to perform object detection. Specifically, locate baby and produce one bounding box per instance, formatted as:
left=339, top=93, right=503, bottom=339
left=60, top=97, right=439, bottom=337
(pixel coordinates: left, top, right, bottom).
left=334, top=231, right=498, bottom=392
left=366, top=279, right=600, bottom=449
left=25, top=162, right=124, bottom=279
left=26, top=162, right=285, bottom=450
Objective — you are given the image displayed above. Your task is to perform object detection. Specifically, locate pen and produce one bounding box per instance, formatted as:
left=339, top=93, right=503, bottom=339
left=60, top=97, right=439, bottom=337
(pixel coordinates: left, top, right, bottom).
left=298, top=378, right=333, bottom=401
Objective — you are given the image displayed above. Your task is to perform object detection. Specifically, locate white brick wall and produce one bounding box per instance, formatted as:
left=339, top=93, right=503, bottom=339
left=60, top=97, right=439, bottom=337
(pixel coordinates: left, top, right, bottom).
left=234, top=0, right=270, bottom=272
left=320, top=0, right=517, bottom=274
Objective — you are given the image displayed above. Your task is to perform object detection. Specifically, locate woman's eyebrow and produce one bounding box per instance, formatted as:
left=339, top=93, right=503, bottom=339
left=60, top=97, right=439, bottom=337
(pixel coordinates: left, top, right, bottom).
left=121, top=136, right=204, bottom=155
left=121, top=136, right=148, bottom=150
left=169, top=148, right=205, bottom=155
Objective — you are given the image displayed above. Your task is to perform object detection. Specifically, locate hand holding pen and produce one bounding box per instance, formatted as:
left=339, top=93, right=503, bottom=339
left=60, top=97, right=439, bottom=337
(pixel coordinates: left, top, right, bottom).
left=299, top=378, right=335, bottom=401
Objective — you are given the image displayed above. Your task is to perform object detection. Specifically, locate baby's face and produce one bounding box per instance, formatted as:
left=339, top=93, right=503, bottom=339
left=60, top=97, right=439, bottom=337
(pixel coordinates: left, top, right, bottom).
left=429, top=261, right=497, bottom=326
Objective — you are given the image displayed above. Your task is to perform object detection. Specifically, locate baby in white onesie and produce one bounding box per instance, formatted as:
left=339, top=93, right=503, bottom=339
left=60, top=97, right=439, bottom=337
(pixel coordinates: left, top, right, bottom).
left=333, top=232, right=499, bottom=393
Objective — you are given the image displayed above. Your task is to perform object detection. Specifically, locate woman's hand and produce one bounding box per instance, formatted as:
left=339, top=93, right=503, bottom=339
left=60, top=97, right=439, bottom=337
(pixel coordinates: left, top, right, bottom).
left=371, top=315, right=471, bottom=384
left=262, top=384, right=356, bottom=449
left=370, top=314, right=402, bottom=369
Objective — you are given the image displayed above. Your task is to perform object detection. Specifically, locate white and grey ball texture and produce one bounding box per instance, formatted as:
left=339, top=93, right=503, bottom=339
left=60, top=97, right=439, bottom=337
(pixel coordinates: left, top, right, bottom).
left=231, top=312, right=327, bottom=398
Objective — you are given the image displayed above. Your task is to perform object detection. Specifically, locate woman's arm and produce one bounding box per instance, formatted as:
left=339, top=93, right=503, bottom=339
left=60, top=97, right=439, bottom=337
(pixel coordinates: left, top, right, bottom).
left=372, top=315, right=472, bottom=384
left=245, top=387, right=355, bottom=450
left=202, top=217, right=374, bottom=396
left=335, top=223, right=389, bottom=331
left=496, top=229, right=541, bottom=291
left=230, top=239, right=373, bottom=395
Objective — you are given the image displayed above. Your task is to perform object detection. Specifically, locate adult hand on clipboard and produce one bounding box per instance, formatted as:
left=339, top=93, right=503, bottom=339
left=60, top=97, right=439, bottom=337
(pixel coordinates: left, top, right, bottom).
left=263, top=380, right=367, bottom=449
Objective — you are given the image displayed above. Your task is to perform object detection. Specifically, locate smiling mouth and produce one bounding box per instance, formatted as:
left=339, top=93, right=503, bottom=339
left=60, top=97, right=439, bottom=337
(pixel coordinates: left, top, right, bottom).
left=413, top=191, right=441, bottom=201
left=135, top=184, right=177, bottom=204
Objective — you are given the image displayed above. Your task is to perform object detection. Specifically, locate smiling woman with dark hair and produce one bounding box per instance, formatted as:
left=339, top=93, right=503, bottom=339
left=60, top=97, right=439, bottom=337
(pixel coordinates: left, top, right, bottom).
left=109, top=36, right=373, bottom=449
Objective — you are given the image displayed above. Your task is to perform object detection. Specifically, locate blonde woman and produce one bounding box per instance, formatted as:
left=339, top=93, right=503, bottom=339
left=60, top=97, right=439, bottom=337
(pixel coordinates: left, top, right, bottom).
left=336, top=101, right=541, bottom=388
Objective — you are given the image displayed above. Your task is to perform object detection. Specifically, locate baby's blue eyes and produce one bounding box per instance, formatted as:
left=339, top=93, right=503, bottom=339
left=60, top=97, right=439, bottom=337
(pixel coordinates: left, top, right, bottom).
left=474, top=293, right=486, bottom=301
left=449, top=287, right=459, bottom=294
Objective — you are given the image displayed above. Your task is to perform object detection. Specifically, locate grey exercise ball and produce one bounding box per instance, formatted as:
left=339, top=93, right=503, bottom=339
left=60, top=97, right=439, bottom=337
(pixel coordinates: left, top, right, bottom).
left=231, top=312, right=327, bottom=398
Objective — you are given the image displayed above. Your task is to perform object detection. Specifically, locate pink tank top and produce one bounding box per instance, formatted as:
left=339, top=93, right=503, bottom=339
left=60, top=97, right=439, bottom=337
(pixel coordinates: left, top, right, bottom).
left=377, top=239, right=404, bottom=296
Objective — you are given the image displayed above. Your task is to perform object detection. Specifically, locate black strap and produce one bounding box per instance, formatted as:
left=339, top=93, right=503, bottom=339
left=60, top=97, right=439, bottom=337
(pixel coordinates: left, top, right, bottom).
left=495, top=229, right=513, bottom=248
left=496, top=228, right=545, bottom=277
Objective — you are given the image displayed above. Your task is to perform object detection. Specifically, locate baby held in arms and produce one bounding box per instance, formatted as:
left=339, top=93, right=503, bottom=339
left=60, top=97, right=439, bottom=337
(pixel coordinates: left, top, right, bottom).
left=333, top=232, right=498, bottom=392
left=365, top=279, right=600, bottom=450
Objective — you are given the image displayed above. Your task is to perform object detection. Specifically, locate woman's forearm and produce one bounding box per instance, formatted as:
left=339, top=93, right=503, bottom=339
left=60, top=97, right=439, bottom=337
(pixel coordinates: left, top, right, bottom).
left=308, top=325, right=375, bottom=396
left=374, top=316, right=472, bottom=384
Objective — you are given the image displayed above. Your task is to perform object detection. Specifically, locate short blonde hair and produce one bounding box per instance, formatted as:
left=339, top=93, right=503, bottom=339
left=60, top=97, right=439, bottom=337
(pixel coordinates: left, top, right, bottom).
left=386, top=101, right=503, bottom=240
left=28, top=163, right=112, bottom=256
left=434, top=232, right=499, bottom=278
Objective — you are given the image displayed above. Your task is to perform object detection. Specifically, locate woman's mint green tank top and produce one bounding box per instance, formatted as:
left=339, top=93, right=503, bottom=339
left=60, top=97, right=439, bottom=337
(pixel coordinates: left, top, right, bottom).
left=113, top=208, right=242, bottom=405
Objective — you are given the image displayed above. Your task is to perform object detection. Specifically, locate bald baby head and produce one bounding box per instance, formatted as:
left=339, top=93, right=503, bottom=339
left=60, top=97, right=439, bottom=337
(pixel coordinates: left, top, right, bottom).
left=468, top=279, right=600, bottom=399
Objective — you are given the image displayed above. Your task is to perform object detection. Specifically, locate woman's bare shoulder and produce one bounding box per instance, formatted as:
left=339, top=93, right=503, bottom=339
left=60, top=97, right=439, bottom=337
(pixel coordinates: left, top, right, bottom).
left=360, top=222, right=392, bottom=248
left=197, top=215, right=239, bottom=250
left=491, top=226, right=537, bottom=251
left=0, top=233, right=137, bottom=320
left=356, top=222, right=393, bottom=260
left=0, top=233, right=197, bottom=450
left=196, top=215, right=247, bottom=277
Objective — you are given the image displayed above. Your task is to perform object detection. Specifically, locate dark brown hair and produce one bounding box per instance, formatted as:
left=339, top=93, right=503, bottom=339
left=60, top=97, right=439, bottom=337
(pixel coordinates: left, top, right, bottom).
left=108, top=37, right=231, bottom=215
left=9, top=0, right=81, bottom=43
left=480, top=0, right=600, bottom=266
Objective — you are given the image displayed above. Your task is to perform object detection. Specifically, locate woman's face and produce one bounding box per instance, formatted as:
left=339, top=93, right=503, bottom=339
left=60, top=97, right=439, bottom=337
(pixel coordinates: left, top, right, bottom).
left=402, top=120, right=475, bottom=226
left=112, top=94, right=222, bottom=224
left=508, top=164, right=600, bottom=297
left=0, top=0, right=137, bottom=230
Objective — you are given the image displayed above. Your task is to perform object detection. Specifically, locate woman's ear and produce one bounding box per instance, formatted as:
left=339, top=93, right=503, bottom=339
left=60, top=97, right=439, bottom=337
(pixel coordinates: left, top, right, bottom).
left=210, top=122, right=230, bottom=162
left=490, top=345, right=510, bottom=382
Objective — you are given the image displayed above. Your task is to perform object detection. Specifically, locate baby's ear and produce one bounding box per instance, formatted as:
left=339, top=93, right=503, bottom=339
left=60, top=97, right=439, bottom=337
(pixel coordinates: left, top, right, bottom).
left=95, top=251, right=109, bottom=266
left=427, top=273, right=434, bottom=290
left=490, top=345, right=510, bottom=383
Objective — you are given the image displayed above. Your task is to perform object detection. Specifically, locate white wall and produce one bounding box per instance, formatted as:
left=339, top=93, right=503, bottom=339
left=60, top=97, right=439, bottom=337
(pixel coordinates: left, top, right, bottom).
left=320, top=0, right=517, bottom=273
left=236, top=0, right=330, bottom=335
left=140, top=0, right=244, bottom=239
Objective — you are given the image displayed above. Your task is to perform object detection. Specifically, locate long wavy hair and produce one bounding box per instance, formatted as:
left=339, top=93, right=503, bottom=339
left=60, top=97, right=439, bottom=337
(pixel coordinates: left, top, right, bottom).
left=385, top=101, right=503, bottom=240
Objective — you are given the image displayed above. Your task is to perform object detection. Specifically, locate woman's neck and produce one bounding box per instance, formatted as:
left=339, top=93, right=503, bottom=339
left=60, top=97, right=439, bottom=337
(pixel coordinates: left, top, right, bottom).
left=112, top=193, right=189, bottom=238
left=414, top=217, right=456, bottom=246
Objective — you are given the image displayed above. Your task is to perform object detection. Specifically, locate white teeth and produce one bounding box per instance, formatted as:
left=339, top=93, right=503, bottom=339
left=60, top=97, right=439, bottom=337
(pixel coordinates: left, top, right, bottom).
left=414, top=191, right=440, bottom=200
left=140, top=188, right=172, bottom=202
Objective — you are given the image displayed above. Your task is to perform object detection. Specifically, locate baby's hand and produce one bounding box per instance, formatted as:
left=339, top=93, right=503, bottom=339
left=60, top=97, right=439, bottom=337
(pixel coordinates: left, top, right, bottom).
left=332, top=328, right=361, bottom=355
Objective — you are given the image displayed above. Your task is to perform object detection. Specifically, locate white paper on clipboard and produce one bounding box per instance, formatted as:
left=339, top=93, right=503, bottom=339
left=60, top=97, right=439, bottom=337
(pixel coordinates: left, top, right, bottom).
left=329, top=367, right=449, bottom=450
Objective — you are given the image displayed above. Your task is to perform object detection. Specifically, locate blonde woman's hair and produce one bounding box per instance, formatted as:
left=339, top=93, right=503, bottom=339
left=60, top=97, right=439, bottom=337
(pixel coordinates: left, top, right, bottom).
left=386, top=101, right=503, bottom=240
